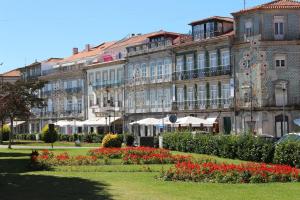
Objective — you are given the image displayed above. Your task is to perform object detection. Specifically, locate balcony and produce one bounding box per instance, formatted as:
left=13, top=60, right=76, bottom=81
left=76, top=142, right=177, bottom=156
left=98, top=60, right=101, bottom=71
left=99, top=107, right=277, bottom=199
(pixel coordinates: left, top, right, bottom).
left=174, top=65, right=231, bottom=81
left=172, top=98, right=232, bottom=111
left=65, top=87, right=82, bottom=93
left=93, top=80, right=123, bottom=90
left=125, top=74, right=172, bottom=86
left=127, top=39, right=173, bottom=57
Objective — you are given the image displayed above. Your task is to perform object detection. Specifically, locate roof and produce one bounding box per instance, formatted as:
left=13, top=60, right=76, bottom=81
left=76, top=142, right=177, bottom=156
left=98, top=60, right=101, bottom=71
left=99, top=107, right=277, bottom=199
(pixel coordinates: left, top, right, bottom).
left=232, top=0, right=300, bottom=16
left=1, top=69, right=20, bottom=77
left=59, top=41, right=116, bottom=63
left=43, top=58, right=63, bottom=63
left=189, top=16, right=234, bottom=26
left=109, top=30, right=182, bottom=49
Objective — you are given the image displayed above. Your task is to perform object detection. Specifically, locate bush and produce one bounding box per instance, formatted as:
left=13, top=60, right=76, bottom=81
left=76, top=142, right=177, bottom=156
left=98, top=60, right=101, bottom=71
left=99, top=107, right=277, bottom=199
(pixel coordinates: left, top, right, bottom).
left=102, top=133, right=122, bottom=148
left=41, top=125, right=58, bottom=144
left=125, top=134, right=134, bottom=146
left=84, top=133, right=103, bottom=143
left=0, top=124, right=11, bottom=141
left=274, top=142, right=300, bottom=168
left=163, top=132, right=276, bottom=164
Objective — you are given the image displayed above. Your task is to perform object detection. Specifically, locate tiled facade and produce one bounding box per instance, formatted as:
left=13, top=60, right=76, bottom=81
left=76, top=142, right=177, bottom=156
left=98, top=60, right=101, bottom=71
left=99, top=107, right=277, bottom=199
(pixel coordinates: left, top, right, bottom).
left=18, top=0, right=300, bottom=137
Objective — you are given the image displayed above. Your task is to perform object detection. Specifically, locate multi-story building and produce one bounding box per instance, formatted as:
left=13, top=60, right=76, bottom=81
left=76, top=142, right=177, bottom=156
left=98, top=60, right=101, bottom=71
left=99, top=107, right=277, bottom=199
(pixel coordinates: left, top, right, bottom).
left=125, top=31, right=183, bottom=136
left=85, top=33, right=158, bottom=134
left=39, top=42, right=114, bottom=134
left=172, top=16, right=234, bottom=134
left=232, top=0, right=300, bottom=136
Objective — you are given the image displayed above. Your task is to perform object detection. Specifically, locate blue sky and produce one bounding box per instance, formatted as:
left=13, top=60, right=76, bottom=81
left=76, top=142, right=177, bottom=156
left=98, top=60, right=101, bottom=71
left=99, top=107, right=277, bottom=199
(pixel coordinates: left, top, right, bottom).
left=0, top=0, right=270, bottom=73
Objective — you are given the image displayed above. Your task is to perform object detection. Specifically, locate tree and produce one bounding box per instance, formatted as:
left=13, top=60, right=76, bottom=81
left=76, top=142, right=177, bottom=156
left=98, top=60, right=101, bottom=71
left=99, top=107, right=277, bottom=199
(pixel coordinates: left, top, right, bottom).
left=0, top=80, right=45, bottom=148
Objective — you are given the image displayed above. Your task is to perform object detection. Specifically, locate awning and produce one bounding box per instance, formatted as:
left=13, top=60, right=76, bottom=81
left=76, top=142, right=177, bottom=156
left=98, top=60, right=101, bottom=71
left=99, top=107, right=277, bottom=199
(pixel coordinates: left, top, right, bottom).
left=294, top=119, right=300, bottom=126
left=54, top=120, right=84, bottom=127
left=176, top=116, right=207, bottom=127
left=205, top=114, right=219, bottom=127
left=83, top=117, right=120, bottom=126
left=129, top=118, right=160, bottom=126
left=7, top=121, right=26, bottom=127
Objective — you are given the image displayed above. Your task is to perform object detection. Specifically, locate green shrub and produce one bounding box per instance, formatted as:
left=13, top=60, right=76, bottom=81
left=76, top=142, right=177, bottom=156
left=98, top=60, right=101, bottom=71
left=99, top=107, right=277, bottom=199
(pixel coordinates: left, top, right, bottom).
left=163, top=132, right=276, bottom=164
left=102, top=133, right=122, bottom=148
left=41, top=125, right=58, bottom=144
left=83, top=133, right=103, bottom=143
left=274, top=142, right=300, bottom=168
left=125, top=134, right=134, bottom=146
left=0, top=124, right=11, bottom=141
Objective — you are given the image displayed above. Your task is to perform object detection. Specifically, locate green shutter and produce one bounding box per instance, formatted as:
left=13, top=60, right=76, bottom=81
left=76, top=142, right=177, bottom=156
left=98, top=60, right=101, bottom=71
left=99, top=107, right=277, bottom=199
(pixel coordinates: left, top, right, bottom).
left=206, top=82, right=210, bottom=108
left=217, top=49, right=222, bottom=75
left=218, top=81, right=222, bottom=108
left=205, top=51, right=209, bottom=76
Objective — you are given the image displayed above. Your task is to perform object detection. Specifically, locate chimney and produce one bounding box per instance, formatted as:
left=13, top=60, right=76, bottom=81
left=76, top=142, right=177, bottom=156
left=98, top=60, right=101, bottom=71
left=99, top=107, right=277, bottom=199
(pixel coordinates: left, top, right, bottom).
left=85, top=44, right=91, bottom=52
left=73, top=47, right=78, bottom=55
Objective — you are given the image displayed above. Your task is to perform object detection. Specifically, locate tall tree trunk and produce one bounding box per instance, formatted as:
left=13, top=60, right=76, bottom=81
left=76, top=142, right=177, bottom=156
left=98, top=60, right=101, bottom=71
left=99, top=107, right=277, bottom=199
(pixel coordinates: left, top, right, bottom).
left=8, top=117, right=13, bottom=149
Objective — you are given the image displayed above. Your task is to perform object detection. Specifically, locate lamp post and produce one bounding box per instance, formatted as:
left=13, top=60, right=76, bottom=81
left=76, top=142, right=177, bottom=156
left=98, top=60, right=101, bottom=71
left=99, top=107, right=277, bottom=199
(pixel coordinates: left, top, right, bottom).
left=282, top=83, right=286, bottom=136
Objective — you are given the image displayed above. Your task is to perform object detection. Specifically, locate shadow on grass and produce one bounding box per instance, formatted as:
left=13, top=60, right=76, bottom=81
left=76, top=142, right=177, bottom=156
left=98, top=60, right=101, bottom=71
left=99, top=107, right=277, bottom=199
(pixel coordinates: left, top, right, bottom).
left=0, top=173, right=113, bottom=200
left=0, top=151, right=32, bottom=173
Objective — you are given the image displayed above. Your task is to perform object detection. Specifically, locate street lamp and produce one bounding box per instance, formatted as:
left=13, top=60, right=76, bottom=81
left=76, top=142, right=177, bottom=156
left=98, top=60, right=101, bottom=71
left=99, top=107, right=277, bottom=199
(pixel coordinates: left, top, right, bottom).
left=282, top=82, right=287, bottom=136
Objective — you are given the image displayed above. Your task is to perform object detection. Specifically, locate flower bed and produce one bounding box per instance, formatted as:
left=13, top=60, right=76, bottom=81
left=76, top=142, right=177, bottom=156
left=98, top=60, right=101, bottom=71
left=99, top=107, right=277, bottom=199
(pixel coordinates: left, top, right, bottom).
left=161, top=161, right=300, bottom=183
left=88, top=147, right=192, bottom=164
left=30, top=150, right=101, bottom=169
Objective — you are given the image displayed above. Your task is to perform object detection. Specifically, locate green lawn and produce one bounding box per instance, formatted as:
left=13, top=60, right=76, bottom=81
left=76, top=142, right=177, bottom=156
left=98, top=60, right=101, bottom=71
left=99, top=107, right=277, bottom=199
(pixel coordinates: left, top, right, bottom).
left=2, top=140, right=101, bottom=147
left=0, top=148, right=299, bottom=200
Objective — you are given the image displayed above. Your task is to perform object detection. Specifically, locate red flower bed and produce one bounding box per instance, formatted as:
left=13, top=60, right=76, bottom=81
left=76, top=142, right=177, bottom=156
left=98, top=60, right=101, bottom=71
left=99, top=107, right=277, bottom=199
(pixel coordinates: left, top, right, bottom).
left=161, top=161, right=300, bottom=183
left=89, top=147, right=192, bottom=164
left=30, top=150, right=100, bottom=168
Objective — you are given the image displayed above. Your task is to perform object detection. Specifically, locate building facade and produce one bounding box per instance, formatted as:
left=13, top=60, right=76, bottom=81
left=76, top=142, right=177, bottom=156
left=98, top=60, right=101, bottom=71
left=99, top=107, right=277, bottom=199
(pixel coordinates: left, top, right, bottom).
left=16, top=0, right=300, bottom=138
left=232, top=0, right=300, bottom=136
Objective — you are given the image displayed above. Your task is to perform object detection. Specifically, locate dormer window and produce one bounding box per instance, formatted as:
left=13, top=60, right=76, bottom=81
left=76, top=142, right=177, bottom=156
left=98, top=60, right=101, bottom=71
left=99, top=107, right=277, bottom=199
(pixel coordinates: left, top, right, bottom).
left=193, top=24, right=205, bottom=40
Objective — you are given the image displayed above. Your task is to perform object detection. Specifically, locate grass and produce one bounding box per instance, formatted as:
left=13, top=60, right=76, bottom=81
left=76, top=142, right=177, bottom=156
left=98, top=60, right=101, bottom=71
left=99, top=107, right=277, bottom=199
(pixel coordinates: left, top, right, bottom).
left=0, top=148, right=300, bottom=200
left=2, top=140, right=101, bottom=147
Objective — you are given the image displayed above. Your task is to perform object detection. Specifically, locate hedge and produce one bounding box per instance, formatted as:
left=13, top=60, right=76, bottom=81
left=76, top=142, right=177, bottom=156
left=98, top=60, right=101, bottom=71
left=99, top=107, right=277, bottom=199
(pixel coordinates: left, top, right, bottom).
left=13, top=133, right=104, bottom=143
left=274, top=142, right=300, bottom=168
left=163, top=132, right=275, bottom=163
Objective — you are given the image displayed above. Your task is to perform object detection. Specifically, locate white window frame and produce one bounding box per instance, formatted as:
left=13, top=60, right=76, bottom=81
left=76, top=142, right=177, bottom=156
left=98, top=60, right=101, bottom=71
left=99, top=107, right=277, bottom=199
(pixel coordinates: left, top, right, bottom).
left=245, top=19, right=253, bottom=37
left=275, top=54, right=286, bottom=68
left=197, top=53, right=205, bottom=69
left=176, top=56, right=184, bottom=72
left=186, top=55, right=194, bottom=71
left=209, top=52, right=217, bottom=69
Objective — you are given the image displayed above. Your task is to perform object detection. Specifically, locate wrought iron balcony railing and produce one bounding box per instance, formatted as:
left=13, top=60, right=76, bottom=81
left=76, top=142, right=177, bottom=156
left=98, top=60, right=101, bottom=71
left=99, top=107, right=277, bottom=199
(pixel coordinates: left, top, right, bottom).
left=172, top=98, right=232, bottom=111
left=92, top=80, right=124, bottom=90
left=173, top=65, right=231, bottom=81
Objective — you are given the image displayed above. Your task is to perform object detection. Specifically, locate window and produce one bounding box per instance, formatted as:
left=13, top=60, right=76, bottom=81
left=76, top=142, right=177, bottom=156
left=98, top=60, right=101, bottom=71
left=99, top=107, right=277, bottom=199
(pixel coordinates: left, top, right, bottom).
left=78, top=99, right=82, bottom=113
left=134, top=64, right=140, bottom=79
left=198, top=85, right=206, bottom=106
left=188, top=86, right=194, bottom=102
left=197, top=53, right=205, bottom=69
left=150, top=89, right=156, bottom=107
left=222, top=84, right=230, bottom=107
left=164, top=58, right=171, bottom=77
left=176, top=56, right=184, bottom=72
left=206, top=22, right=215, bottom=37
left=275, top=55, right=286, bottom=68
left=177, top=88, right=184, bottom=103
left=110, top=69, right=115, bottom=82
left=157, top=61, right=163, bottom=79
left=186, top=55, right=194, bottom=71
left=117, top=68, right=123, bottom=82
left=245, top=19, right=253, bottom=37
left=127, top=64, right=133, bottom=80
left=67, top=98, right=72, bottom=111
left=150, top=62, right=156, bottom=80
left=275, top=82, right=288, bottom=106
left=89, top=73, right=94, bottom=85
left=209, top=52, right=217, bottom=69
left=103, top=71, right=108, bottom=84
left=210, top=85, right=218, bottom=106
left=221, top=50, right=230, bottom=68
left=193, top=24, right=205, bottom=40
left=141, top=63, right=147, bottom=78
left=274, top=16, right=284, bottom=40
left=96, top=72, right=101, bottom=84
